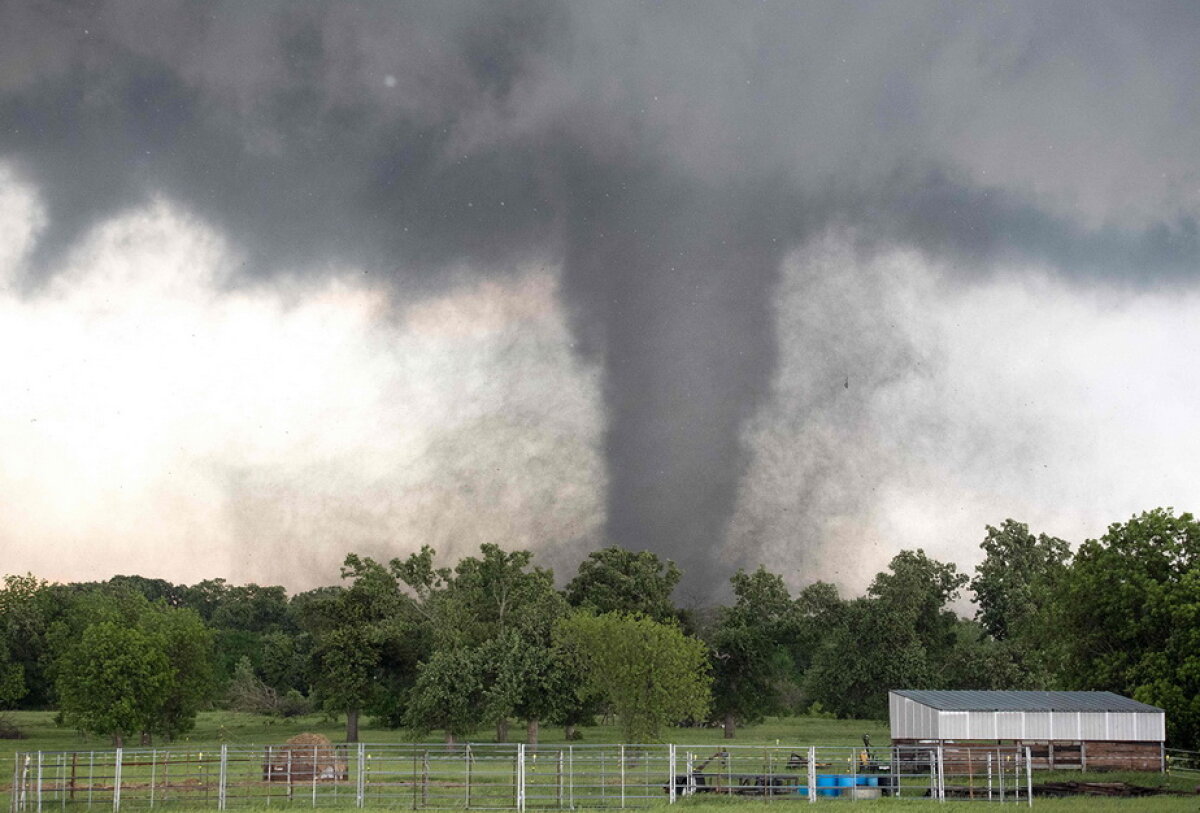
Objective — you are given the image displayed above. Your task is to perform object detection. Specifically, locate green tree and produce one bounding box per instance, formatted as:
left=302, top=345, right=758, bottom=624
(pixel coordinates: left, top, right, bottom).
left=971, top=520, right=1070, bottom=641
left=804, top=550, right=967, bottom=719
left=0, top=574, right=57, bottom=708
left=303, top=554, right=422, bottom=742
left=49, top=588, right=214, bottom=743
left=869, top=549, right=967, bottom=663
left=803, top=597, right=932, bottom=719
left=969, top=519, right=1071, bottom=687
left=0, top=638, right=23, bottom=708
left=789, top=581, right=844, bottom=677
left=56, top=622, right=172, bottom=745
left=403, top=646, right=484, bottom=744
left=555, top=612, right=710, bottom=742
left=708, top=567, right=797, bottom=738
left=141, top=605, right=214, bottom=739
left=565, top=547, right=681, bottom=623
left=410, top=544, right=567, bottom=743
left=1053, top=508, right=1200, bottom=747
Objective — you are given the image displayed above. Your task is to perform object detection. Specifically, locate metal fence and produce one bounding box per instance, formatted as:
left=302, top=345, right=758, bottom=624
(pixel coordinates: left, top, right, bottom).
left=1166, top=747, right=1200, bottom=778
left=9, top=743, right=1033, bottom=811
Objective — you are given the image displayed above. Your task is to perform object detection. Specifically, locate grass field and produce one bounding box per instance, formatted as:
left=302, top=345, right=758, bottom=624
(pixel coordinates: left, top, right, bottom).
left=0, top=711, right=893, bottom=759
left=3, top=712, right=1197, bottom=810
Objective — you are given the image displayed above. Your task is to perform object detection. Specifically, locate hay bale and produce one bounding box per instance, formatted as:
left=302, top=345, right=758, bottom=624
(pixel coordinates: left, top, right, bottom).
left=262, top=733, right=347, bottom=782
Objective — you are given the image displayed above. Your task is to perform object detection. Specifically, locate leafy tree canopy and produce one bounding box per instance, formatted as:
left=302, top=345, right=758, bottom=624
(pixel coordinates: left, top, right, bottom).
left=555, top=611, right=710, bottom=742
left=708, top=567, right=800, bottom=736
left=565, top=547, right=681, bottom=624
left=971, top=519, right=1070, bottom=642
left=1053, top=508, right=1200, bottom=747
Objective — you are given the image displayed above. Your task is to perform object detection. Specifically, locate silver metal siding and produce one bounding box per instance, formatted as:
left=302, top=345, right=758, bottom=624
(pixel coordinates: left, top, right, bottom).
left=940, top=710, right=969, bottom=739
left=1148, top=712, right=1166, bottom=741
left=1052, top=711, right=1080, bottom=740
left=1109, top=713, right=1137, bottom=740
left=968, top=711, right=996, bottom=739
left=1023, top=711, right=1054, bottom=740
left=996, top=711, right=1024, bottom=740
left=1080, top=712, right=1108, bottom=740
left=889, top=691, right=1166, bottom=743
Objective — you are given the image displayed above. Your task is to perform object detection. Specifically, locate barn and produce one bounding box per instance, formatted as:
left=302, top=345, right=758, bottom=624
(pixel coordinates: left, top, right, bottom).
left=889, top=690, right=1165, bottom=771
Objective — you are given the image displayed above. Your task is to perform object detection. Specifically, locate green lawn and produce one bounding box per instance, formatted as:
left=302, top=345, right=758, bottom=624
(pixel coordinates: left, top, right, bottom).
left=0, top=711, right=891, bottom=760
left=671, top=799, right=1200, bottom=812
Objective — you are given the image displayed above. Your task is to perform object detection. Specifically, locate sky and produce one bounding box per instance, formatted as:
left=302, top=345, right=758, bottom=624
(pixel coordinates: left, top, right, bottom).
left=1, top=1, right=1198, bottom=601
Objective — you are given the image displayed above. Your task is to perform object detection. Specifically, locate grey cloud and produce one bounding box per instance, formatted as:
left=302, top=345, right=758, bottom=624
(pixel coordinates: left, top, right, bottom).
left=2, top=1, right=1198, bottom=592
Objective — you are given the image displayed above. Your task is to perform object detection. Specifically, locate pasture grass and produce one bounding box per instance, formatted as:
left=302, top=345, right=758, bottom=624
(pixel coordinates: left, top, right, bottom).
left=0, top=712, right=891, bottom=761
left=672, top=799, right=1199, bottom=812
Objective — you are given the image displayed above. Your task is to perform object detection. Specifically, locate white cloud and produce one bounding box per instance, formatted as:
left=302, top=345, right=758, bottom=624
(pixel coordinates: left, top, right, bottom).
left=731, top=232, right=1200, bottom=597
left=0, top=170, right=604, bottom=588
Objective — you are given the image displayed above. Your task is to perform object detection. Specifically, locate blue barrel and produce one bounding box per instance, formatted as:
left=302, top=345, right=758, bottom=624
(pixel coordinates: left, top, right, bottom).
left=866, top=776, right=879, bottom=787
left=817, top=774, right=838, bottom=797
left=794, top=786, right=808, bottom=796
left=837, top=775, right=856, bottom=793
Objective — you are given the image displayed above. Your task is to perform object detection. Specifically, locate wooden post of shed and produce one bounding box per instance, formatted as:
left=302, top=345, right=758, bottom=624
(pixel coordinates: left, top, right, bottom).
left=1080, top=741, right=1087, bottom=771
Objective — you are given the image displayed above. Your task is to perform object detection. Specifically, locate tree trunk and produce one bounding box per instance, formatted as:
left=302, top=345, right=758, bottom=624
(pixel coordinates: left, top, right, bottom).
left=113, top=733, right=123, bottom=748
left=723, top=713, right=736, bottom=739
left=564, top=723, right=577, bottom=741
left=526, top=718, right=539, bottom=751
left=495, top=717, right=509, bottom=743
left=346, top=708, right=360, bottom=743
left=444, top=730, right=456, bottom=747
left=140, top=731, right=152, bottom=746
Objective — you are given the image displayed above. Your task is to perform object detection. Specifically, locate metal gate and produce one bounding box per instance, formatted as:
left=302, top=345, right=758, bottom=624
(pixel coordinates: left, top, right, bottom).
left=9, top=742, right=1032, bottom=810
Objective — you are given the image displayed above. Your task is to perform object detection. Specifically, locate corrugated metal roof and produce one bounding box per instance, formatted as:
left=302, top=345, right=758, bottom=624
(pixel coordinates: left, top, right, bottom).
left=891, top=690, right=1163, bottom=714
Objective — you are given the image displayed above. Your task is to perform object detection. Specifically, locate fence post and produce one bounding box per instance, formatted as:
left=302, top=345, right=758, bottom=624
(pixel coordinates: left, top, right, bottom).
left=668, top=744, right=676, bottom=804
left=516, top=744, right=526, bottom=813
left=891, top=746, right=900, bottom=799
left=1025, top=746, right=1033, bottom=808
left=807, top=747, right=815, bottom=803
left=851, top=744, right=857, bottom=798
left=464, top=744, right=471, bottom=810
left=356, top=743, right=365, bottom=809
left=218, top=745, right=228, bottom=811
left=111, top=749, right=121, bottom=813
left=619, top=745, right=625, bottom=809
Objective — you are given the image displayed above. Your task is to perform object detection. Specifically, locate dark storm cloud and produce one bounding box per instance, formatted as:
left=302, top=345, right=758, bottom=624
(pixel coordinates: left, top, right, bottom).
left=2, top=1, right=1198, bottom=590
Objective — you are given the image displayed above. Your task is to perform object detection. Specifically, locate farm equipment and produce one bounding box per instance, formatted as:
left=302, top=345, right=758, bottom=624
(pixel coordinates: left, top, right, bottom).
left=668, top=750, right=807, bottom=796
left=858, top=734, right=898, bottom=796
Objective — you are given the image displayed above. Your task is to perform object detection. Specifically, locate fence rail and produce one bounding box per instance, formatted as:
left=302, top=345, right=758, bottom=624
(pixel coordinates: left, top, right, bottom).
left=1166, top=748, right=1200, bottom=777
left=9, top=743, right=1033, bottom=810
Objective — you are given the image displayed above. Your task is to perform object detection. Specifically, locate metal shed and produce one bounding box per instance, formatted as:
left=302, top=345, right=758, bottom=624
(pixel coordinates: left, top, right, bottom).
left=889, top=690, right=1165, bottom=771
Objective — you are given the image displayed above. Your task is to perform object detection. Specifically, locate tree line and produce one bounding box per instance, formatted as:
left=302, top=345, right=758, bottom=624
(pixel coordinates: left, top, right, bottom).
left=1, top=507, right=1198, bottom=748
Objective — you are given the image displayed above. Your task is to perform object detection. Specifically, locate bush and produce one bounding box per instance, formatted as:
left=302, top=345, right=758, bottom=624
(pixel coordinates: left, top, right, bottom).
left=0, top=713, right=25, bottom=739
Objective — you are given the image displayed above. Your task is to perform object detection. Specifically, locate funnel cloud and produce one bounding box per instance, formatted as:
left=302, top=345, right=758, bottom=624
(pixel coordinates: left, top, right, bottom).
left=1, top=2, right=1198, bottom=594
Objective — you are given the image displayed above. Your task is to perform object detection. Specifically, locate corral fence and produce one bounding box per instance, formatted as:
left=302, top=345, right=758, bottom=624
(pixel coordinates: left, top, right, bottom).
left=9, top=743, right=1034, bottom=811
left=1166, top=748, right=1200, bottom=778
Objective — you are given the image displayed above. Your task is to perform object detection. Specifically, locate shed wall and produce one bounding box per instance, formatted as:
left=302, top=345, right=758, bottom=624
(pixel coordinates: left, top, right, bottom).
left=887, top=692, right=1165, bottom=743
